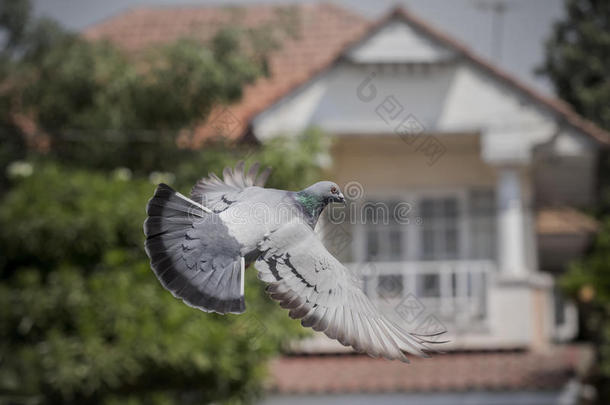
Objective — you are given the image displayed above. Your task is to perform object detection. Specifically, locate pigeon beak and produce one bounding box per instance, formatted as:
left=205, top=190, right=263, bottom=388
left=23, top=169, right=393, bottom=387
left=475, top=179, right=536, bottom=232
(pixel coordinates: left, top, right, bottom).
left=336, top=193, right=346, bottom=205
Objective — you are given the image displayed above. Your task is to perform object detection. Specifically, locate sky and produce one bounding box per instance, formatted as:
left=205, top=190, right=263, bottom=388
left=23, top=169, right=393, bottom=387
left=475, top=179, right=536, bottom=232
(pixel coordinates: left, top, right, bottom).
left=32, top=0, right=565, bottom=95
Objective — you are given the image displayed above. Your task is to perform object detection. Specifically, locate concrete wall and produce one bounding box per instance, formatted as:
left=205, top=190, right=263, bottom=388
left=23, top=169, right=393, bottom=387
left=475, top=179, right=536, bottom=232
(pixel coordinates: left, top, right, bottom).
left=329, top=134, right=495, bottom=189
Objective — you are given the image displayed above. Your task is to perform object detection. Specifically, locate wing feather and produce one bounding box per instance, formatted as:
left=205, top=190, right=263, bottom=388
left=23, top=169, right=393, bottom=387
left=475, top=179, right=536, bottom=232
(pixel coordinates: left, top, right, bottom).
left=255, top=220, right=446, bottom=362
left=190, top=161, right=271, bottom=212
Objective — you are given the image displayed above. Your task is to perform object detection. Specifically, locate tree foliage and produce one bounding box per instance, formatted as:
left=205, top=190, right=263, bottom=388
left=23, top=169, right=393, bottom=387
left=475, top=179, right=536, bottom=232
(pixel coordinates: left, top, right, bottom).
left=560, top=218, right=610, bottom=401
left=0, top=0, right=273, bottom=173
left=540, top=0, right=610, bottom=130
left=14, top=31, right=262, bottom=172
left=0, top=0, right=323, bottom=404
left=0, top=163, right=314, bottom=405
left=541, top=1, right=610, bottom=402
left=0, top=128, right=326, bottom=404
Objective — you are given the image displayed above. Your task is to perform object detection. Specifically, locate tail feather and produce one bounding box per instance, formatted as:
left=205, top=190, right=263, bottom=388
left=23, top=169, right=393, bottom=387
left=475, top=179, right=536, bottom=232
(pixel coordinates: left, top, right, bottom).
left=144, top=183, right=245, bottom=314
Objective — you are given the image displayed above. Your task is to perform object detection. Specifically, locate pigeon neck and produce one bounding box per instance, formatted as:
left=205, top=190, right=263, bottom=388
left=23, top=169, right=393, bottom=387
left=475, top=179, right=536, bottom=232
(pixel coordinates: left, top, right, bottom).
left=295, top=191, right=326, bottom=227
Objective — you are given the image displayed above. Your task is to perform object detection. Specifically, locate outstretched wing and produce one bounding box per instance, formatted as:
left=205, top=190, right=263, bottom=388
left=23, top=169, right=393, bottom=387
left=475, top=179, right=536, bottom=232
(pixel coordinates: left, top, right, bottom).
left=254, top=220, right=446, bottom=363
left=190, top=161, right=271, bottom=213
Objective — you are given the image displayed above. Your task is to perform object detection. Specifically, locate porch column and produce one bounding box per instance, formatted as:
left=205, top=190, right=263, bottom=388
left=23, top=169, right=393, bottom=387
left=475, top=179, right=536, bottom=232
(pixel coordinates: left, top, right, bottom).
left=496, top=166, right=527, bottom=277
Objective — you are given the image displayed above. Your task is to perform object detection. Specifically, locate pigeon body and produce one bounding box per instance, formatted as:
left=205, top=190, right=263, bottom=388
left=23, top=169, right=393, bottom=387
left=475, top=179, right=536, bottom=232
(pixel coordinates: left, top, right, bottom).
left=144, top=162, right=445, bottom=362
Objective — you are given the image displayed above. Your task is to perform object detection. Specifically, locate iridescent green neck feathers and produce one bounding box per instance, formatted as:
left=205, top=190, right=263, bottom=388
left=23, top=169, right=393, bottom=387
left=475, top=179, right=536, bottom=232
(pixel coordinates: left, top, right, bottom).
left=295, top=191, right=326, bottom=225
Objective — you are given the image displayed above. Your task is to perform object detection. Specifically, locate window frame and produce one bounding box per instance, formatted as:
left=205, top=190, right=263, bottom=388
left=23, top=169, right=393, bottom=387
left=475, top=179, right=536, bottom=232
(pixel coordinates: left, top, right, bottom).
left=354, top=188, right=473, bottom=263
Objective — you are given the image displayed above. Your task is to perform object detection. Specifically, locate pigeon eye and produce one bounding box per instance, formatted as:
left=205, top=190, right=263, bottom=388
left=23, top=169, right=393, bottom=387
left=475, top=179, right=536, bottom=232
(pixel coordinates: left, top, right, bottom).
left=330, top=186, right=338, bottom=194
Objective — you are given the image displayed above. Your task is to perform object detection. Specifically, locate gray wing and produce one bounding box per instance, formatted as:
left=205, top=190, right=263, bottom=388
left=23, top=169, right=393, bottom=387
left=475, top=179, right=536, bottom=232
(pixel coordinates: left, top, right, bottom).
left=190, top=161, right=271, bottom=213
left=254, top=220, right=446, bottom=362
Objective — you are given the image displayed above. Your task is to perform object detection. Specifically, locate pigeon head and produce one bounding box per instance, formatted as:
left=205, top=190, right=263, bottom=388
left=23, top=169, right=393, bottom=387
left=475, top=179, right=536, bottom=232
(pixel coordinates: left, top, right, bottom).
left=302, top=181, right=345, bottom=204
left=296, top=181, right=345, bottom=227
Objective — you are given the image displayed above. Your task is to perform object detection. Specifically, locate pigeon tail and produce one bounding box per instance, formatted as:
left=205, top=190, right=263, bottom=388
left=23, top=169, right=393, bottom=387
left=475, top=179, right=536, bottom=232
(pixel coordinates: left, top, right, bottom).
left=144, top=183, right=245, bottom=314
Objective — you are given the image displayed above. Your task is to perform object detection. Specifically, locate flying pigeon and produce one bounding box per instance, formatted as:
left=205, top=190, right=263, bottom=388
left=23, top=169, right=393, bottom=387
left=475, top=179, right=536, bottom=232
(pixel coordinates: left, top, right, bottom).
left=143, top=162, right=445, bottom=362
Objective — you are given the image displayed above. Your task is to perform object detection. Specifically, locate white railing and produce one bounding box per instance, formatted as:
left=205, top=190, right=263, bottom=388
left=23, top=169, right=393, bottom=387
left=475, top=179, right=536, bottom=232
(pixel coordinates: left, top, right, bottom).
left=348, top=260, right=495, bottom=331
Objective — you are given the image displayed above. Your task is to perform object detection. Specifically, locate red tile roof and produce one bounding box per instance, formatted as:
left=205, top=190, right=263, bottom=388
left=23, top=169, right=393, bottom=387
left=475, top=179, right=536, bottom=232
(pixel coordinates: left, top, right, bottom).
left=84, top=3, right=370, bottom=146
left=537, top=207, right=599, bottom=235
left=85, top=4, right=609, bottom=146
left=267, top=345, right=592, bottom=394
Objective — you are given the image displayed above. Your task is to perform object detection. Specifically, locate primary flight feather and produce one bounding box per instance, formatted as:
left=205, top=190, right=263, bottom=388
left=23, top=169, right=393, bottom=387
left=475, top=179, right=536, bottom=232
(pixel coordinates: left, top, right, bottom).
left=143, top=161, right=446, bottom=362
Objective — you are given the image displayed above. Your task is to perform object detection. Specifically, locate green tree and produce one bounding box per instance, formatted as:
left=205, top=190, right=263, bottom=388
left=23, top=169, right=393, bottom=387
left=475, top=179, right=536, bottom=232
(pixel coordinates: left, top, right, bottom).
left=0, top=0, right=273, bottom=173
left=0, top=1, right=324, bottom=403
left=560, top=221, right=610, bottom=402
left=0, top=143, right=323, bottom=404
left=540, top=1, right=610, bottom=402
left=540, top=0, right=610, bottom=131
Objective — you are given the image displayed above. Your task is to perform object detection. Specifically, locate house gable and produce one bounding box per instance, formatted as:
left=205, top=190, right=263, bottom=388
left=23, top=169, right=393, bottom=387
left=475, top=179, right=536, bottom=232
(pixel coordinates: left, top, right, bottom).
left=86, top=4, right=608, bottom=146
left=251, top=8, right=608, bottom=154
left=346, top=19, right=455, bottom=64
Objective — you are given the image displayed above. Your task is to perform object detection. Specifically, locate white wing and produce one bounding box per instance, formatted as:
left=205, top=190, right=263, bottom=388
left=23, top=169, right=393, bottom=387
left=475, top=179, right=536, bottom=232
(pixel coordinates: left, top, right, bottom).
left=190, top=161, right=271, bottom=212
left=254, top=220, right=446, bottom=362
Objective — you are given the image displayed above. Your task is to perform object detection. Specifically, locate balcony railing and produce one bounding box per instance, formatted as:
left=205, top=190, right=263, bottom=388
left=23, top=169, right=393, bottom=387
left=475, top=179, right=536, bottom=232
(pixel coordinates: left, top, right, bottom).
left=348, top=260, right=495, bottom=332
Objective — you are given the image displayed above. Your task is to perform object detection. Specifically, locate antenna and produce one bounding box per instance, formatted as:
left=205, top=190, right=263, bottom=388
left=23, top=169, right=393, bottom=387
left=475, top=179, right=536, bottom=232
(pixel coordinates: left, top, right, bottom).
left=475, top=0, right=511, bottom=62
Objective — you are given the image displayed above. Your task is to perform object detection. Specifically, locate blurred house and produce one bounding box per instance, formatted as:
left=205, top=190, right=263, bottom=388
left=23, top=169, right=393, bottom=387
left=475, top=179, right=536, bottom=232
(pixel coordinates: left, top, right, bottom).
left=87, top=3, right=607, bottom=404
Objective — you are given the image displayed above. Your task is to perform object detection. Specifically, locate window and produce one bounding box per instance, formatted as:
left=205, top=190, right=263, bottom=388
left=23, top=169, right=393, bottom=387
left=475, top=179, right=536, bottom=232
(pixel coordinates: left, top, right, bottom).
left=366, top=229, right=379, bottom=260
left=359, top=191, right=497, bottom=263
left=419, top=197, right=459, bottom=260
left=553, top=286, right=566, bottom=326
left=363, top=200, right=405, bottom=261
left=377, top=275, right=403, bottom=299
left=468, top=189, right=496, bottom=260
left=417, top=273, right=440, bottom=297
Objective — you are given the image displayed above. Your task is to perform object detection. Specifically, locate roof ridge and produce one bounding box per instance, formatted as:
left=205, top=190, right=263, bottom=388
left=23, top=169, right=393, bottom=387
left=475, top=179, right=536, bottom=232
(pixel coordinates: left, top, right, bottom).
left=82, top=6, right=141, bottom=33
left=386, top=6, right=609, bottom=144
left=315, top=1, right=370, bottom=23
left=83, top=2, right=366, bottom=36
left=122, top=1, right=366, bottom=17
left=81, top=2, right=608, bottom=145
